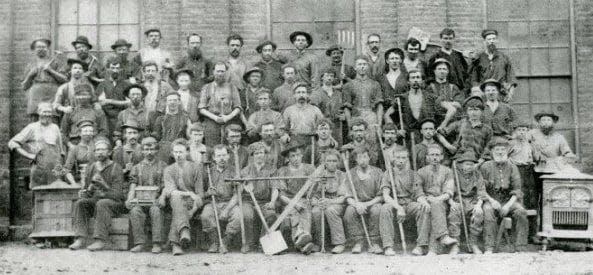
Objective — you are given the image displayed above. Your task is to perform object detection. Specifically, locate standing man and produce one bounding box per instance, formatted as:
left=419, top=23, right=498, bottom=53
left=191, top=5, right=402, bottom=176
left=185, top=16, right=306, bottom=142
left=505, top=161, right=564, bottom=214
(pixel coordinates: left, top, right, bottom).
left=53, top=58, right=95, bottom=115
left=343, top=118, right=380, bottom=168
left=68, top=139, right=126, bottom=251
left=110, top=39, right=141, bottom=83
left=342, top=55, right=384, bottom=129
left=481, top=79, right=516, bottom=137
left=281, top=83, right=324, bottom=145
left=363, top=33, right=385, bottom=80
left=254, top=40, right=285, bottom=91
left=151, top=91, right=190, bottom=163
left=427, top=28, right=469, bottom=92
left=127, top=137, right=167, bottom=253
left=403, top=38, right=427, bottom=77
left=324, top=45, right=356, bottom=86
left=60, top=84, right=109, bottom=146
left=271, top=64, right=298, bottom=113
left=198, top=62, right=243, bottom=146
left=311, top=68, right=347, bottom=145
left=430, top=58, right=464, bottom=129
left=288, top=31, right=319, bottom=88
left=135, top=28, right=173, bottom=72
left=116, top=84, right=149, bottom=139
left=246, top=90, right=284, bottom=141
left=96, top=57, right=131, bottom=141
left=160, top=138, right=204, bottom=255
left=225, top=34, right=248, bottom=90
left=174, top=33, right=213, bottom=92
left=470, top=29, right=517, bottom=102
left=141, top=60, right=175, bottom=119
left=70, top=35, right=104, bottom=87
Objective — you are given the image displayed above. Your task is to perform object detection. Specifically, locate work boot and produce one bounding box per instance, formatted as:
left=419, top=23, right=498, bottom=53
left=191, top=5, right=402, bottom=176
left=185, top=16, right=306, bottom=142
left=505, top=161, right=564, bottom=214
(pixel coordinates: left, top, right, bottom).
left=130, top=244, right=144, bottom=253
left=351, top=241, right=363, bottom=254
left=515, top=245, right=528, bottom=253
left=241, top=244, right=251, bottom=254
left=411, top=246, right=424, bottom=256
left=179, top=228, right=191, bottom=249
left=208, top=232, right=219, bottom=253
left=384, top=247, right=396, bottom=256
left=426, top=248, right=437, bottom=256
left=208, top=242, right=219, bottom=253
left=331, top=245, right=345, bottom=254
left=471, top=244, right=483, bottom=254
left=310, top=244, right=321, bottom=253
left=440, top=235, right=458, bottom=246
left=294, top=233, right=313, bottom=249
left=172, top=243, right=184, bottom=255
left=370, top=243, right=383, bottom=254
left=449, top=244, right=460, bottom=255
left=484, top=247, right=493, bottom=254
left=68, top=238, right=85, bottom=250
left=151, top=244, right=162, bottom=254
left=87, top=240, right=106, bottom=251
left=301, top=242, right=315, bottom=254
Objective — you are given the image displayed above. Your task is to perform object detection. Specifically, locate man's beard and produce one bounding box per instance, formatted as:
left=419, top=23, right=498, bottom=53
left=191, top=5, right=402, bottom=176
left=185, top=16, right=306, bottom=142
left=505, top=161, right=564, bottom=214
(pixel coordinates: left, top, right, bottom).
left=36, top=50, right=48, bottom=58
left=262, top=54, right=272, bottom=61
left=131, top=98, right=142, bottom=107
left=117, top=53, right=128, bottom=62
left=230, top=49, right=240, bottom=58
left=128, top=138, right=137, bottom=145
left=111, top=72, right=120, bottom=80
left=493, top=154, right=508, bottom=163
left=78, top=52, right=88, bottom=60
left=541, top=125, right=554, bottom=135
left=189, top=48, right=201, bottom=58
left=384, top=137, right=395, bottom=145
left=411, top=83, right=421, bottom=90
left=487, top=43, right=497, bottom=53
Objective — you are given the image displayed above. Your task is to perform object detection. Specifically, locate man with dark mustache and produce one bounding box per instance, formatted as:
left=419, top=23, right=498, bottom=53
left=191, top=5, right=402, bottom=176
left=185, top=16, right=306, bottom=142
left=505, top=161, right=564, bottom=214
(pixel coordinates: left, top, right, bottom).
left=225, top=34, right=248, bottom=90
left=363, top=33, right=386, bottom=80
left=174, top=33, right=213, bottom=92
left=470, top=29, right=517, bottom=102
left=427, top=28, right=470, bottom=92
left=134, top=29, right=173, bottom=73
left=70, top=35, right=104, bottom=87
left=96, top=57, right=133, bottom=141
left=253, top=40, right=285, bottom=91
left=403, top=38, right=428, bottom=78
left=109, top=39, right=142, bottom=83
left=116, top=84, right=150, bottom=140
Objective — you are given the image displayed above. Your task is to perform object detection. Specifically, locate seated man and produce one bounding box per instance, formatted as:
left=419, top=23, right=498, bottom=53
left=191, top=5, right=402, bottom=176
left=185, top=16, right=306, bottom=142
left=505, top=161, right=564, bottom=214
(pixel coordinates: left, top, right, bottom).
left=246, top=90, right=284, bottom=142
left=479, top=137, right=528, bottom=253
left=200, top=145, right=243, bottom=253
left=240, top=142, right=279, bottom=252
left=341, top=146, right=384, bottom=254
left=63, top=120, right=96, bottom=185
left=61, top=84, right=109, bottom=147
left=225, top=124, right=249, bottom=169
left=447, top=150, right=487, bottom=255
left=309, top=149, right=347, bottom=254
left=69, top=138, right=126, bottom=251
left=187, top=122, right=208, bottom=165
left=377, top=123, right=405, bottom=170
left=112, top=121, right=144, bottom=180
left=416, top=144, right=458, bottom=255
left=303, top=118, right=339, bottom=166
left=413, top=118, right=450, bottom=169
left=275, top=140, right=316, bottom=254
left=160, top=138, right=204, bottom=255
left=343, top=118, right=379, bottom=168
left=259, top=120, right=284, bottom=168
left=379, top=149, right=430, bottom=256
left=127, top=137, right=167, bottom=253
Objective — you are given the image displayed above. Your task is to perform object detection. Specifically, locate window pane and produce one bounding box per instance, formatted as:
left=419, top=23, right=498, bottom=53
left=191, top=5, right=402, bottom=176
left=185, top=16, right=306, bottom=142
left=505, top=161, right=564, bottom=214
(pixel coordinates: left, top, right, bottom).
left=530, top=48, right=550, bottom=75
left=553, top=103, right=573, bottom=128
left=550, top=78, right=572, bottom=103
left=119, top=24, right=140, bottom=51
left=550, top=48, right=571, bottom=75
left=120, top=0, right=139, bottom=24
left=99, top=0, right=118, bottom=24
left=58, top=25, right=78, bottom=52
left=99, top=25, right=119, bottom=52
left=514, top=79, right=530, bottom=103
left=78, top=0, right=97, bottom=24
left=58, top=0, right=78, bottom=24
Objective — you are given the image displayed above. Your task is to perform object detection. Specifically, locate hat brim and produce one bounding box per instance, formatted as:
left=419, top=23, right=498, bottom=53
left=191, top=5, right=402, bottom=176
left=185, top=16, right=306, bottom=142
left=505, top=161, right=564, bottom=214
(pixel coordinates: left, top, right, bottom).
left=243, top=68, right=265, bottom=83
left=71, top=41, right=93, bottom=49
left=534, top=113, right=559, bottom=122
left=256, top=42, right=277, bottom=53
left=280, top=143, right=306, bottom=157
left=121, top=125, right=145, bottom=131
left=123, top=84, right=148, bottom=98
left=111, top=42, right=132, bottom=50
left=289, top=31, right=313, bottom=48
left=325, top=48, right=344, bottom=57
left=174, top=69, right=195, bottom=80
left=480, top=81, right=502, bottom=92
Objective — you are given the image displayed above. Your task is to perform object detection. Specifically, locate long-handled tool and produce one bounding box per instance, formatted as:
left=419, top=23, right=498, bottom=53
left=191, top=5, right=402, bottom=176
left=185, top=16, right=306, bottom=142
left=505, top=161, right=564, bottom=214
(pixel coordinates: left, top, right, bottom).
left=232, top=149, right=248, bottom=253
left=245, top=187, right=288, bottom=255
left=396, top=97, right=406, bottom=147
left=320, top=181, right=326, bottom=253
left=452, top=161, right=472, bottom=251
left=374, top=125, right=407, bottom=254
left=340, top=150, right=373, bottom=249
left=205, top=162, right=228, bottom=254
left=410, top=132, right=417, bottom=171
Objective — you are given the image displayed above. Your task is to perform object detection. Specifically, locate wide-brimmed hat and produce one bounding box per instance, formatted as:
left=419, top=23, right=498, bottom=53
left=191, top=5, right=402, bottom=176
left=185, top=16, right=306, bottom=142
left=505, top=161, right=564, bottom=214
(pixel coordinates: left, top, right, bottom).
left=111, top=39, right=132, bottom=50
left=280, top=140, right=306, bottom=157
left=144, top=28, right=161, bottom=36
left=384, top=47, right=405, bottom=62
left=325, top=45, right=344, bottom=56
left=243, top=67, right=265, bottom=83
left=256, top=40, right=277, bottom=53
left=463, top=95, right=484, bottom=109
left=289, top=31, right=313, bottom=48
left=71, top=35, right=93, bottom=49
left=534, top=112, right=559, bottom=123
left=123, top=84, right=148, bottom=98
left=480, top=78, right=502, bottom=92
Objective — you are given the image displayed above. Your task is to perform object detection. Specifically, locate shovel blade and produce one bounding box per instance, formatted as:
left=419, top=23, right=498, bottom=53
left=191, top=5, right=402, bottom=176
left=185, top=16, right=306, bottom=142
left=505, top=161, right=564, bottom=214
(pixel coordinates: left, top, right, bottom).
left=260, top=230, right=288, bottom=255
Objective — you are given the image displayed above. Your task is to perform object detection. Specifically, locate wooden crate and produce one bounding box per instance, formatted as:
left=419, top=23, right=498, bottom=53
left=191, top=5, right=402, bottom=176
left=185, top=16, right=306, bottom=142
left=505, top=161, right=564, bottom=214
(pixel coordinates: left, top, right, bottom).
left=88, top=216, right=131, bottom=251
left=30, top=181, right=80, bottom=239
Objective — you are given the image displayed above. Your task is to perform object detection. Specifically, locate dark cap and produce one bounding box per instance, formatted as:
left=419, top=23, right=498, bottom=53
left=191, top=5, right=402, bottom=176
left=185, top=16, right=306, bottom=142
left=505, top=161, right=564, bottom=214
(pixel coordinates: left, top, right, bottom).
left=481, top=29, right=498, bottom=39
left=71, top=35, right=93, bottom=49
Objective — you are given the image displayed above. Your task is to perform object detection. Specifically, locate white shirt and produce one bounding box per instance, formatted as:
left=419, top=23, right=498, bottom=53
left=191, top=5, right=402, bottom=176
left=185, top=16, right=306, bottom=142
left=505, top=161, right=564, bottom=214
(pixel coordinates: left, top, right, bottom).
left=140, top=47, right=172, bottom=70
left=178, top=89, right=191, bottom=112
left=386, top=70, right=401, bottom=89
left=144, top=81, right=159, bottom=113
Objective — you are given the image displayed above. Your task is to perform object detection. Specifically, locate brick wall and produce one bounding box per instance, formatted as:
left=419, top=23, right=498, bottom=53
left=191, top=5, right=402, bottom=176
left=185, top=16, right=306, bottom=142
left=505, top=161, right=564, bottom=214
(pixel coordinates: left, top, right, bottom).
left=360, top=0, right=399, bottom=50
left=0, top=0, right=14, bottom=229
left=575, top=0, right=593, bottom=172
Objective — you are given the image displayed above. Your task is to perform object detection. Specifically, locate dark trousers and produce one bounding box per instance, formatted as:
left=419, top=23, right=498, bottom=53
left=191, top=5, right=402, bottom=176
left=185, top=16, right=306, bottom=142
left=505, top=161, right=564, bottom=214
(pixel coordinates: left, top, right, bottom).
left=73, top=198, right=126, bottom=241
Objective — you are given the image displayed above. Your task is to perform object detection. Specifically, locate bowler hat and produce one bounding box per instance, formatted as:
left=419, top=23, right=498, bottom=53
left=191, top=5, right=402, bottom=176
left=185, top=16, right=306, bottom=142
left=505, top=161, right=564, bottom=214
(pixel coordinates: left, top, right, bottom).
left=243, top=67, right=265, bottom=83
left=71, top=35, right=93, bottom=49
left=111, top=39, right=132, bottom=50
left=480, top=78, right=502, bottom=92
left=534, top=112, right=559, bottom=123
left=325, top=45, right=344, bottom=57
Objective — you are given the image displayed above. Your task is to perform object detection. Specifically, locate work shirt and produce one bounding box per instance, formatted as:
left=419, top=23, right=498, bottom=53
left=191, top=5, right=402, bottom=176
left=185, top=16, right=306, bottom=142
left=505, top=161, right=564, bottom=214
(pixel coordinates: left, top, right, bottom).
left=135, top=47, right=173, bottom=70
left=206, top=165, right=236, bottom=203
left=276, top=163, right=316, bottom=198
left=364, top=51, right=385, bottom=80
left=247, top=109, right=285, bottom=137
left=479, top=160, right=523, bottom=203
left=396, top=90, right=437, bottom=131
left=116, top=106, right=150, bottom=138
left=271, top=83, right=296, bottom=112
left=61, top=106, right=109, bottom=140
left=339, top=165, right=383, bottom=202
left=64, top=142, right=95, bottom=176
left=96, top=79, right=131, bottom=119
left=8, top=121, right=64, bottom=157
left=427, top=49, right=469, bottom=91
left=288, top=50, right=319, bottom=87
left=508, top=138, right=535, bottom=166
left=198, top=81, right=242, bottom=115
left=188, top=143, right=208, bottom=165
left=163, top=161, right=204, bottom=198
left=380, top=168, right=424, bottom=205
left=417, top=164, right=455, bottom=198
left=528, top=129, right=575, bottom=173
left=129, top=158, right=167, bottom=191
left=342, top=77, right=384, bottom=114
left=307, top=166, right=346, bottom=200
left=151, top=111, right=189, bottom=142
left=282, top=103, right=324, bottom=136
left=143, top=80, right=174, bottom=115
left=112, top=143, right=144, bottom=171
left=470, top=51, right=517, bottom=90
left=84, top=160, right=125, bottom=202
left=175, top=51, right=213, bottom=92
left=254, top=59, right=285, bottom=90
left=226, top=57, right=247, bottom=90
left=482, top=101, right=516, bottom=136
left=431, top=81, right=465, bottom=122
left=453, top=169, right=488, bottom=206
left=241, top=86, right=270, bottom=117
left=240, top=163, right=277, bottom=202
left=441, top=119, right=493, bottom=160
left=378, top=70, right=408, bottom=107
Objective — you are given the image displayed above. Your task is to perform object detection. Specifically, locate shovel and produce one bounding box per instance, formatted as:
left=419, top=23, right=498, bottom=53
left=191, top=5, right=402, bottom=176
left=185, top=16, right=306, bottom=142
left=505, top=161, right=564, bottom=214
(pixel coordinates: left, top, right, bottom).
left=245, top=187, right=288, bottom=255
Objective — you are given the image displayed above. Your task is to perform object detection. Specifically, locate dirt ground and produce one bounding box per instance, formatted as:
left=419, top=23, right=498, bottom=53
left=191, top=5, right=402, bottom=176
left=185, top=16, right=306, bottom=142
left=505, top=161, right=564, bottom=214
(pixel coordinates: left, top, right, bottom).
left=1, top=242, right=593, bottom=275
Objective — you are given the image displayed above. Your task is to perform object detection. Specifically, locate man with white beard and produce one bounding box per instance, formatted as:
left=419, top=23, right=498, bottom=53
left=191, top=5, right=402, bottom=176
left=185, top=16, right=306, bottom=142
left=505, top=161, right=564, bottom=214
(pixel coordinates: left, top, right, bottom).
left=479, top=137, right=528, bottom=253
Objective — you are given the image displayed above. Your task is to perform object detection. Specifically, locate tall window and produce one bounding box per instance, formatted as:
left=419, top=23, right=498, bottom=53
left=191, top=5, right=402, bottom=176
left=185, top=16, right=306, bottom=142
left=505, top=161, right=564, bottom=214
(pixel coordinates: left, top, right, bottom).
left=56, top=0, right=141, bottom=59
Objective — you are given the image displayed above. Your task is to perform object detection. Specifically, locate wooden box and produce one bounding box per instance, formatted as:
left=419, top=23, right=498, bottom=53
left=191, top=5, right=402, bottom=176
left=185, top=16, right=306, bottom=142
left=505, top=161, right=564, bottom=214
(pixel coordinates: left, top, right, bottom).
left=133, top=186, right=159, bottom=206
left=88, top=216, right=131, bottom=251
left=29, top=180, right=80, bottom=239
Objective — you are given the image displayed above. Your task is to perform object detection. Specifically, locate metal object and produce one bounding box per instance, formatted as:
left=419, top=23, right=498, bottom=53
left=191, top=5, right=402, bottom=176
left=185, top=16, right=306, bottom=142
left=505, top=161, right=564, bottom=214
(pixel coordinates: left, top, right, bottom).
left=232, top=148, right=248, bottom=253
left=396, top=97, right=406, bottom=147
left=225, top=176, right=334, bottom=182
left=320, top=182, right=326, bottom=253
left=246, top=187, right=288, bottom=255
left=539, top=171, right=593, bottom=251
left=452, top=161, right=472, bottom=251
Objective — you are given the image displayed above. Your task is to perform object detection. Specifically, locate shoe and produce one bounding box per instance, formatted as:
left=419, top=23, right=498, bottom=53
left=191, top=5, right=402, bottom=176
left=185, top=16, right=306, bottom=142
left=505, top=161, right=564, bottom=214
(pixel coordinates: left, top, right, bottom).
left=411, top=246, right=424, bottom=256
left=69, top=238, right=84, bottom=250
left=172, top=244, right=184, bottom=255
left=241, top=244, right=251, bottom=254
left=384, top=247, right=396, bottom=256
left=426, top=250, right=437, bottom=256
left=130, top=244, right=144, bottom=253
left=219, top=243, right=228, bottom=254
left=440, top=235, right=458, bottom=246
left=484, top=247, right=493, bottom=255
left=301, top=242, right=315, bottom=254
left=331, top=245, right=345, bottom=254
left=151, top=244, right=162, bottom=254
left=351, top=242, right=363, bottom=254
left=471, top=244, right=483, bottom=254
left=180, top=228, right=191, bottom=249
left=370, top=243, right=383, bottom=254
left=310, top=244, right=321, bottom=253
left=294, top=233, right=313, bottom=249
left=87, top=240, right=105, bottom=251
left=449, top=244, right=460, bottom=255
left=208, top=242, right=219, bottom=253
left=515, top=245, right=528, bottom=253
